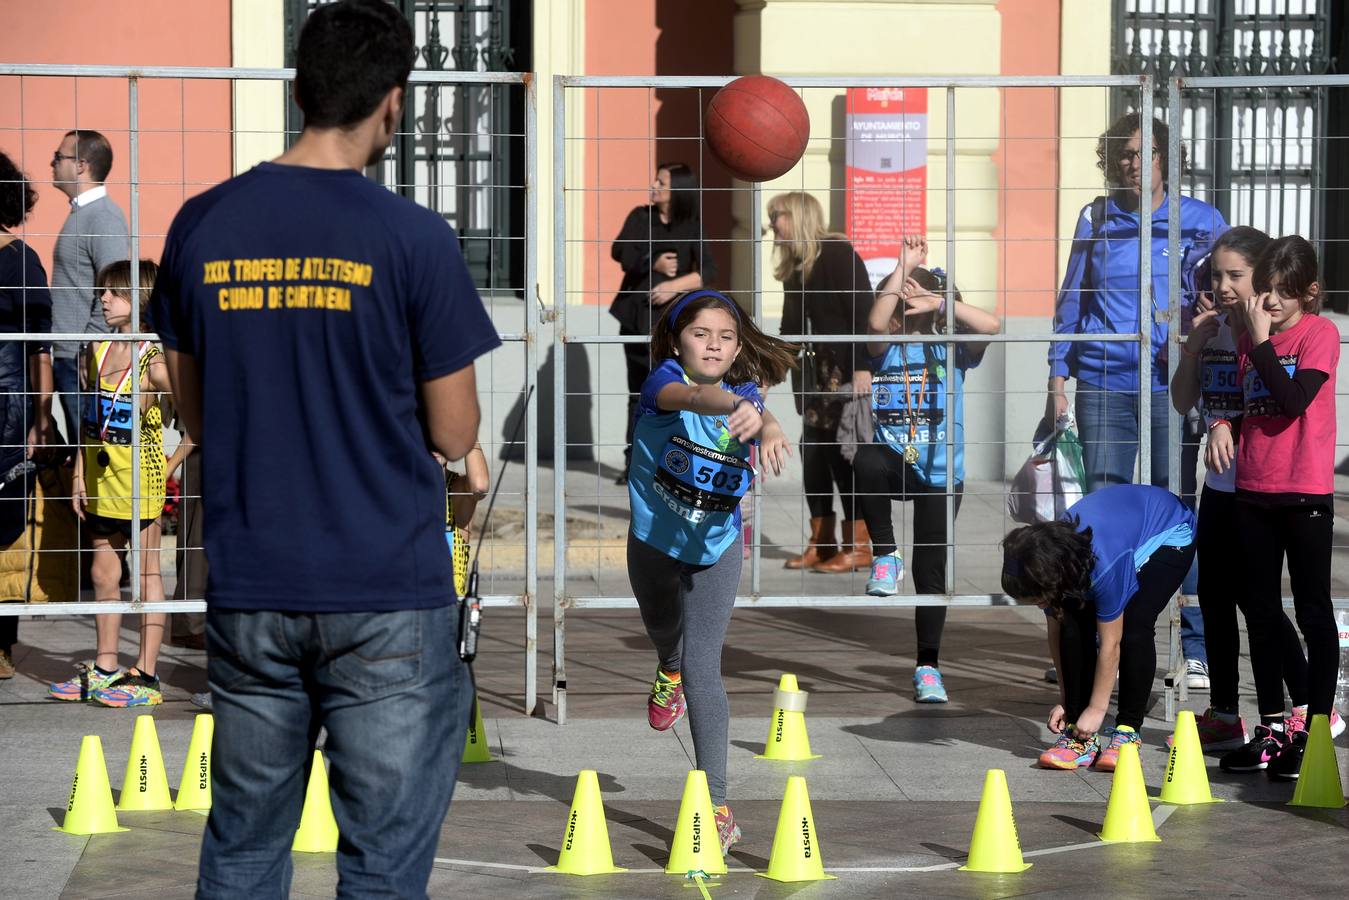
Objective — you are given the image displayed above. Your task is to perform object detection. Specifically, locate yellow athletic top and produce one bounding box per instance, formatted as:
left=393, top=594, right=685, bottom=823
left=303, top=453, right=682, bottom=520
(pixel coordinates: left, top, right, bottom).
left=82, top=341, right=165, bottom=521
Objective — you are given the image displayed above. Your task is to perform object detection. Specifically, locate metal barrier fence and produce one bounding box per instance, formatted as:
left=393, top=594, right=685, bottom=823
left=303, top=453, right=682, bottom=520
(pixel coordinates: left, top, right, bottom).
left=0, top=65, right=541, bottom=714
left=4, top=67, right=1348, bottom=726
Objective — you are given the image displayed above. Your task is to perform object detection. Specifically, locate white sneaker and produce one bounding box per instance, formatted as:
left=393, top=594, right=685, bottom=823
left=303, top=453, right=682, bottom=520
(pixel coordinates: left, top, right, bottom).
left=1185, top=658, right=1210, bottom=691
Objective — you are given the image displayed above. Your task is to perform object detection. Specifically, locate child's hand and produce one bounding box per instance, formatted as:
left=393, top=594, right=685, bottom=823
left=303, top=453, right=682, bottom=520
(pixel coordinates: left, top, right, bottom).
left=726, top=400, right=764, bottom=444
left=1047, top=704, right=1066, bottom=734
left=1185, top=308, right=1220, bottom=354
left=758, top=421, right=793, bottom=476
left=1073, top=706, right=1106, bottom=738
left=898, top=234, right=927, bottom=274
left=1205, top=422, right=1235, bottom=474
left=851, top=369, right=872, bottom=397
left=902, top=278, right=942, bottom=317
left=1242, top=293, right=1272, bottom=344
left=71, top=476, right=86, bottom=521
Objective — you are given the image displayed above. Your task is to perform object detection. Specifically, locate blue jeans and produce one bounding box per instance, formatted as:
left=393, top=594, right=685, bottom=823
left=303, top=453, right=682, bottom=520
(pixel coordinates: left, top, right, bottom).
left=1075, top=385, right=1206, bottom=662
left=52, top=355, right=80, bottom=449
left=197, top=605, right=471, bottom=899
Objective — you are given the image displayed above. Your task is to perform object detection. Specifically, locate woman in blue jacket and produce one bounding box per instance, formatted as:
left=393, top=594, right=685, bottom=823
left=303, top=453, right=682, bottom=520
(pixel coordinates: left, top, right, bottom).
left=1045, top=112, right=1227, bottom=491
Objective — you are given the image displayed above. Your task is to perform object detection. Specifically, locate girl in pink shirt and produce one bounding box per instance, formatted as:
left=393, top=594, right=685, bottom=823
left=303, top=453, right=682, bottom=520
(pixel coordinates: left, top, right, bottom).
left=1214, top=236, right=1340, bottom=781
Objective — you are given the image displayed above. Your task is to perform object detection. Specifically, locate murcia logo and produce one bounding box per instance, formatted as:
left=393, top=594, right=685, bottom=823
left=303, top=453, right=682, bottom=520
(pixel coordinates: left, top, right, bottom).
left=664, top=448, right=691, bottom=475
left=874, top=386, right=892, bottom=406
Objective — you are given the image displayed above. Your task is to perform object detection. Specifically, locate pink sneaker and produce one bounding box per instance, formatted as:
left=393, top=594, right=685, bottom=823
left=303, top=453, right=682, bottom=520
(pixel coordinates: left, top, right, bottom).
left=1166, top=708, right=1247, bottom=752
left=647, top=668, right=686, bottom=731
left=714, top=804, right=742, bottom=853
left=1290, top=706, right=1346, bottom=739
left=1095, top=726, right=1142, bottom=772
left=1038, top=731, right=1101, bottom=770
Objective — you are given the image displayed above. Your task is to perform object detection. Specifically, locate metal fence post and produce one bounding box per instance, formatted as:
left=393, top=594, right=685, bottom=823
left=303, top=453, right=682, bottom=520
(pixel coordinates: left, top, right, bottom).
left=524, top=72, right=540, bottom=717
left=552, top=74, right=569, bottom=724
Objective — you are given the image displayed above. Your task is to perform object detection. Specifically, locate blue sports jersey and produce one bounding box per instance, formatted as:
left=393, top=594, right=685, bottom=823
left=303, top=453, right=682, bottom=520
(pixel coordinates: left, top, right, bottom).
left=629, top=358, right=762, bottom=565
left=1065, top=484, right=1195, bottom=622
left=871, top=341, right=982, bottom=487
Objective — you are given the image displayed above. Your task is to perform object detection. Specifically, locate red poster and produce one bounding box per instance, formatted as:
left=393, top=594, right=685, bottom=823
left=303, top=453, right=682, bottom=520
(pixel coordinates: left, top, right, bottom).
left=845, top=87, right=928, bottom=288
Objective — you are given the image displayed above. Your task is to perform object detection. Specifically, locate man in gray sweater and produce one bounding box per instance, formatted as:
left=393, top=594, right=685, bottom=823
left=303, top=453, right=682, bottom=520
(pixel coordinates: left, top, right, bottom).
left=50, top=129, right=129, bottom=449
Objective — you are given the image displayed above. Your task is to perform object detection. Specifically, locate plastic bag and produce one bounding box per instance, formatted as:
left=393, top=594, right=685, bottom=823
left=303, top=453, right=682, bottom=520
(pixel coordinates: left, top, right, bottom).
left=1008, top=415, right=1086, bottom=525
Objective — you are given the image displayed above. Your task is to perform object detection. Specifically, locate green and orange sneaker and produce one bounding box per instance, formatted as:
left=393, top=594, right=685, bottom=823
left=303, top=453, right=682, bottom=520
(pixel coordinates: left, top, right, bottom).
left=92, top=668, right=163, bottom=708
left=49, top=662, right=124, bottom=702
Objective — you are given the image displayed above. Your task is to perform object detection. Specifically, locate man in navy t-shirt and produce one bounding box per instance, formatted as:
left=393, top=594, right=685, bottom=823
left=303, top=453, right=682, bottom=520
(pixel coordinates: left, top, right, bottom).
left=152, top=3, right=500, bottom=895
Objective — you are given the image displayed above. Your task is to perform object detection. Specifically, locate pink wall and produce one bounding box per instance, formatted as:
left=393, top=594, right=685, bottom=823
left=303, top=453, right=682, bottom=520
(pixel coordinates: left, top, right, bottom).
left=0, top=1, right=233, bottom=273
left=994, top=0, right=1063, bottom=317
left=582, top=0, right=735, bottom=305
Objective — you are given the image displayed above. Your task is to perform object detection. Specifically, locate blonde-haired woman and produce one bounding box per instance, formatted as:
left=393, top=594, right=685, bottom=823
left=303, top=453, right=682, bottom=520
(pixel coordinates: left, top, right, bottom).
left=769, top=191, right=873, bottom=573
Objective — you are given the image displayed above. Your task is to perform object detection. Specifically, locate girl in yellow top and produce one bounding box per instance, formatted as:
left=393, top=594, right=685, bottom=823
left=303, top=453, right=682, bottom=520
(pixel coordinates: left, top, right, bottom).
left=49, top=260, right=193, bottom=707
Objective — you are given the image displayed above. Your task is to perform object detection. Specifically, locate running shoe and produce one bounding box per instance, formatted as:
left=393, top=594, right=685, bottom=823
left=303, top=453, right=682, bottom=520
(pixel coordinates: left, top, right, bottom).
left=647, top=668, right=686, bottom=731
left=713, top=804, right=742, bottom=853
left=913, top=665, right=948, bottom=703
left=1290, top=706, right=1346, bottom=739
left=1266, top=727, right=1308, bottom=782
left=1095, top=725, right=1142, bottom=772
left=1038, top=731, right=1101, bottom=770
left=190, top=691, right=213, bottom=710
left=49, top=662, right=124, bottom=702
left=865, top=554, right=903, bottom=597
left=1219, top=724, right=1290, bottom=773
left=0, top=648, right=13, bottom=680
left=1165, top=708, right=1247, bottom=752
left=1044, top=666, right=1058, bottom=685
left=93, top=669, right=163, bottom=708
left=1185, top=658, right=1210, bottom=691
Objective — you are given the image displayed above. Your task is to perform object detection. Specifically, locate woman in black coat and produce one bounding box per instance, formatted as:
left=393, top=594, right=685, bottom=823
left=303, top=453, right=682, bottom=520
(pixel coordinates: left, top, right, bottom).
left=610, top=162, right=715, bottom=482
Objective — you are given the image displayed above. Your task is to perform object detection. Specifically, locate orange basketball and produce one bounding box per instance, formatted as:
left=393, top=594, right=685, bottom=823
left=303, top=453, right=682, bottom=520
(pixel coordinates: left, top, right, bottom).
left=704, top=75, right=810, bottom=182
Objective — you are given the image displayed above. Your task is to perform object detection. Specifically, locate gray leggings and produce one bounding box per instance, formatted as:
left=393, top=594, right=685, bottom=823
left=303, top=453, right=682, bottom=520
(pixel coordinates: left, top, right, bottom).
left=627, top=531, right=741, bottom=805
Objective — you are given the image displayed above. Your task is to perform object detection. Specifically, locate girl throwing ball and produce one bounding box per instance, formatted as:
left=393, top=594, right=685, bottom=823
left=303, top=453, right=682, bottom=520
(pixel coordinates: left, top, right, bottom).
left=627, top=289, right=796, bottom=852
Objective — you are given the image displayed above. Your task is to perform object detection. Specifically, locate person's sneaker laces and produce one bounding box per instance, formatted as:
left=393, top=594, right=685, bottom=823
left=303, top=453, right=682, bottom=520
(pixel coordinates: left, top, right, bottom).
left=647, top=668, right=686, bottom=731
left=913, top=665, right=948, bottom=703
left=49, top=662, right=124, bottom=702
left=1038, top=730, right=1101, bottom=770
left=1219, top=724, right=1289, bottom=773
left=865, top=554, right=903, bottom=597
left=1185, top=658, right=1210, bottom=691
left=1290, top=705, right=1346, bottom=739
left=93, top=669, right=163, bottom=708
left=713, top=804, right=742, bottom=853
left=1166, top=707, right=1247, bottom=752
left=1094, top=725, right=1142, bottom=772
left=1266, top=726, right=1308, bottom=781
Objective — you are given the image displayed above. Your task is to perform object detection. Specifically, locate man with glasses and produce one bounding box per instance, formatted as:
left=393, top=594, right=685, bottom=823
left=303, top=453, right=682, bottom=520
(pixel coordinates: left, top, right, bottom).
left=50, top=129, right=129, bottom=451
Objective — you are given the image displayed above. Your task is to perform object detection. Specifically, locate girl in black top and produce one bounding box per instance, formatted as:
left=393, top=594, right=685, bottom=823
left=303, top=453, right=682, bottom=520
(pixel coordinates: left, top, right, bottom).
left=610, top=162, right=715, bottom=482
left=0, top=149, right=55, bottom=677
left=769, top=191, right=873, bottom=573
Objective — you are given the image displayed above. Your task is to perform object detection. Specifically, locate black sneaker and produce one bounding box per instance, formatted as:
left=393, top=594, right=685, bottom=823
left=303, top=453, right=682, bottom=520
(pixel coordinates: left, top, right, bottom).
left=1219, top=724, right=1289, bottom=773
left=1266, top=727, right=1308, bottom=781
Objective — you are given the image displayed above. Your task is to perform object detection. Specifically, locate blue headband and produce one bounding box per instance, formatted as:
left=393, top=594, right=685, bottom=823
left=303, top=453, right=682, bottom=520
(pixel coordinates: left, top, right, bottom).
left=666, top=289, right=741, bottom=326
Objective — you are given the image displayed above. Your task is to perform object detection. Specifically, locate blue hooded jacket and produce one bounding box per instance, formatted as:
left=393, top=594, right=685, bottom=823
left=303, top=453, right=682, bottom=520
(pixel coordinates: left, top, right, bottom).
left=1050, top=194, right=1227, bottom=392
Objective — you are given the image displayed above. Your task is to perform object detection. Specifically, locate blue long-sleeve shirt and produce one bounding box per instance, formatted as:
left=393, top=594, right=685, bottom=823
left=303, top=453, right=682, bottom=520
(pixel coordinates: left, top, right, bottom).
left=1050, top=194, right=1227, bottom=392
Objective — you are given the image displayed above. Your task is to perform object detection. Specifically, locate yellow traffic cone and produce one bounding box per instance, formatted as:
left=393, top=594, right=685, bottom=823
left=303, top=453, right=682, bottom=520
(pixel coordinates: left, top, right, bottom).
left=665, top=770, right=725, bottom=876
left=756, top=776, right=835, bottom=883
left=1290, top=714, right=1347, bottom=809
left=293, top=750, right=340, bottom=852
left=54, top=735, right=128, bottom=834
left=175, top=713, right=213, bottom=811
left=755, top=674, right=820, bottom=761
left=545, top=770, right=626, bottom=875
left=958, top=769, right=1031, bottom=872
left=462, top=697, right=492, bottom=763
left=116, top=715, right=173, bottom=812
left=1099, top=741, right=1159, bottom=843
left=1158, top=711, right=1221, bottom=805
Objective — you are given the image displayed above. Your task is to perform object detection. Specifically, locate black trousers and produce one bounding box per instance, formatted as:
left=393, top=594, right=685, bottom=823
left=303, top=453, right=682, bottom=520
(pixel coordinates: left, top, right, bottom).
left=801, top=424, right=856, bottom=521
left=853, top=442, right=962, bottom=666
left=1197, top=486, right=1307, bottom=712
left=1236, top=497, right=1336, bottom=716
left=621, top=349, right=650, bottom=470
left=1059, top=542, right=1196, bottom=730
